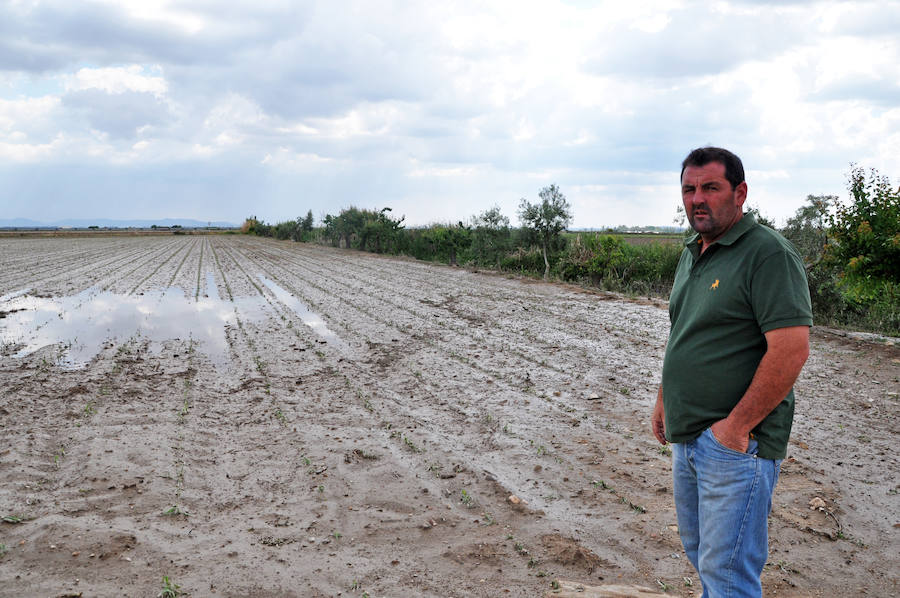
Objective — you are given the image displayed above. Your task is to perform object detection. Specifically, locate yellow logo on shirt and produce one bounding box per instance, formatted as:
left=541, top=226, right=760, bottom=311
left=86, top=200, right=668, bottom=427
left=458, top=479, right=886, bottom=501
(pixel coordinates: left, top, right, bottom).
left=710, top=279, right=720, bottom=290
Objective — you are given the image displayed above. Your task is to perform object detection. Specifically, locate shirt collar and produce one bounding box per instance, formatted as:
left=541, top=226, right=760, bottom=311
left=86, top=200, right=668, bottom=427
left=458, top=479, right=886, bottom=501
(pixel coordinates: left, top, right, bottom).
left=685, top=213, right=758, bottom=256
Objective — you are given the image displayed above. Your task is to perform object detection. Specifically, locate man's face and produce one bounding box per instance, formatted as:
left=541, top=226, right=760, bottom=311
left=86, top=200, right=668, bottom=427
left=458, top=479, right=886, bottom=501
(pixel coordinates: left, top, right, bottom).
left=681, top=161, right=747, bottom=242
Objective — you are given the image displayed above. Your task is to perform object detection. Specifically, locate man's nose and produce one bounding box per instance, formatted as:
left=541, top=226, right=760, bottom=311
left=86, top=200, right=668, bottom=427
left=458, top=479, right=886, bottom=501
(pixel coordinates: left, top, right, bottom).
left=686, top=190, right=704, bottom=205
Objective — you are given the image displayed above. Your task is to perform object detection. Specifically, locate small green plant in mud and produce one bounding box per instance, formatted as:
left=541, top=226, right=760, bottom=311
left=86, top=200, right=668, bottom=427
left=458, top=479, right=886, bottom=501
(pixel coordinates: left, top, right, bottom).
left=332, top=531, right=342, bottom=539
left=2, top=515, right=25, bottom=524
left=514, top=541, right=528, bottom=555
left=591, top=479, right=611, bottom=491
left=53, top=447, right=65, bottom=467
left=274, top=408, right=286, bottom=424
left=656, top=579, right=671, bottom=592
left=621, top=497, right=646, bottom=514
left=317, top=485, right=325, bottom=493
left=481, top=512, right=495, bottom=526
left=83, top=401, right=96, bottom=417
left=158, top=575, right=182, bottom=598
left=162, top=505, right=190, bottom=517
left=0, top=543, right=7, bottom=557
left=254, top=355, right=266, bottom=375
left=460, top=489, right=474, bottom=507
left=772, top=560, right=798, bottom=575
left=551, top=580, right=560, bottom=590
left=402, top=434, right=421, bottom=453
left=658, top=445, right=672, bottom=456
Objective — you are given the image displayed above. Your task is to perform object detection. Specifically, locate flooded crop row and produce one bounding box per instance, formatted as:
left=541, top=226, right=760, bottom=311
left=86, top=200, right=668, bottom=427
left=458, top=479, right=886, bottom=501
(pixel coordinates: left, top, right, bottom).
left=0, top=234, right=897, bottom=596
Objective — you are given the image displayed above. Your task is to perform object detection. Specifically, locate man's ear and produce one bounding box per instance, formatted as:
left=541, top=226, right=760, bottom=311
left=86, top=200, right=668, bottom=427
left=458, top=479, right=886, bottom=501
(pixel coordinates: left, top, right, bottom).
left=734, top=181, right=748, bottom=208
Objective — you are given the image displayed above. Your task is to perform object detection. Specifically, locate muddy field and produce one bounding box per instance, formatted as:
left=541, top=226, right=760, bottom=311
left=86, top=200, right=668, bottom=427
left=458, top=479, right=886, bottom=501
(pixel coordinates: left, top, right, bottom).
left=0, top=235, right=897, bottom=598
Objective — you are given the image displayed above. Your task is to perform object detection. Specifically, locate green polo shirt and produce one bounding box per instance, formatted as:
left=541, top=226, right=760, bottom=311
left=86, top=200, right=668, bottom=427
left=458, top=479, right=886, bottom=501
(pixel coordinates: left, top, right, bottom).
left=662, top=214, right=812, bottom=459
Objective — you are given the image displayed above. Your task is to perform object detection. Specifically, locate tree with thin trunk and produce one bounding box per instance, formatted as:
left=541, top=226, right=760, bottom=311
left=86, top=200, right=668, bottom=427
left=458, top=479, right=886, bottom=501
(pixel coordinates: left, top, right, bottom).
left=518, top=184, right=573, bottom=279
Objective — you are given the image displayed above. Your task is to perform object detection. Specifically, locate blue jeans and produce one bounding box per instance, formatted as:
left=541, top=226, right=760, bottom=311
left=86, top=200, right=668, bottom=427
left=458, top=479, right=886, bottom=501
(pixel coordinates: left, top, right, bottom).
left=672, top=428, right=781, bottom=598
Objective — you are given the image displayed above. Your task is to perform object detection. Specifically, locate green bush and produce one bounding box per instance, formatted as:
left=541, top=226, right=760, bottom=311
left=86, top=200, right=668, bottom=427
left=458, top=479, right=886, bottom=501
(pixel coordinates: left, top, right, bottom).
left=557, top=234, right=681, bottom=295
left=499, top=247, right=547, bottom=274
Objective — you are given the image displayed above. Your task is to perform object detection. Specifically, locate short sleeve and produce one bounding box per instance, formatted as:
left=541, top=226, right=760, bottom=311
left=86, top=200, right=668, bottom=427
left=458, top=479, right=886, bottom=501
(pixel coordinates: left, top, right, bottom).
left=750, top=249, right=813, bottom=333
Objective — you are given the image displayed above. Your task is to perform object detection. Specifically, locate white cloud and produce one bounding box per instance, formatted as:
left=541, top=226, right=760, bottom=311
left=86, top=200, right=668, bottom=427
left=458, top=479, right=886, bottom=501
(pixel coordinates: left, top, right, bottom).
left=406, top=160, right=484, bottom=178
left=0, top=135, right=64, bottom=161
left=0, top=95, right=60, bottom=133
left=92, top=0, right=207, bottom=34
left=261, top=148, right=336, bottom=170
left=64, top=65, right=167, bottom=96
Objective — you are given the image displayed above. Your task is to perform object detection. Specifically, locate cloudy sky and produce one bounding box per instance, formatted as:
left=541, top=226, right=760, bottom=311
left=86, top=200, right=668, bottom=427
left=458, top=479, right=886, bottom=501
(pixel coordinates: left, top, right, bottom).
left=1, top=0, right=899, bottom=228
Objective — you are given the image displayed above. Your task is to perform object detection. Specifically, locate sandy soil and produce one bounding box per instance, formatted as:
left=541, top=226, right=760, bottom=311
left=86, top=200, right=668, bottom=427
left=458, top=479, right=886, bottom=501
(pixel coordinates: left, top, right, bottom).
left=0, top=235, right=897, bottom=598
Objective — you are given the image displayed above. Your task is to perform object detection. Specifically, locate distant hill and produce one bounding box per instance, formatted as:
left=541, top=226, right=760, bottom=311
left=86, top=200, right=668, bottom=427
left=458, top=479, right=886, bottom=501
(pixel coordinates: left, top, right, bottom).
left=0, top=218, right=238, bottom=229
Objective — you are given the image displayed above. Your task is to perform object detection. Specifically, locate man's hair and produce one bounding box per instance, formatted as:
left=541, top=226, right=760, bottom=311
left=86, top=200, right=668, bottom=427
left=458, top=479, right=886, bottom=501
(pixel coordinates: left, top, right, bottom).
left=680, top=147, right=745, bottom=190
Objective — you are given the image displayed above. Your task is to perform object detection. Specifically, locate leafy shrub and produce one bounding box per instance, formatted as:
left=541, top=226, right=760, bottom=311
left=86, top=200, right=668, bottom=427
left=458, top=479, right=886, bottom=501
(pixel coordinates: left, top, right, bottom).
left=557, top=234, right=681, bottom=295
left=499, top=247, right=547, bottom=274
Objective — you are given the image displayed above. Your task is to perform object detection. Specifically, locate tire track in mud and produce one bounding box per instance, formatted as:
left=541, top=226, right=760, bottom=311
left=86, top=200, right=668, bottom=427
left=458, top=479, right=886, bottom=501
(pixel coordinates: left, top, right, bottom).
left=0, top=329, right=163, bottom=550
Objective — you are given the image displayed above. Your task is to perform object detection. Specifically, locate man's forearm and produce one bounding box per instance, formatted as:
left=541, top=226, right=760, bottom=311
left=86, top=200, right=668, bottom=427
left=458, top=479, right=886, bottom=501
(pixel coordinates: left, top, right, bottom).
left=713, top=326, right=810, bottom=450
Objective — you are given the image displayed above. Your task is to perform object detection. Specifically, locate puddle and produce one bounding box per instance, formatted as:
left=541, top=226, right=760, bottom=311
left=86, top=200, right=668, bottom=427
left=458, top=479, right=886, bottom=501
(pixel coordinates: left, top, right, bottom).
left=205, top=272, right=220, bottom=301
left=0, top=274, right=347, bottom=368
left=0, top=288, right=32, bottom=303
left=0, top=286, right=240, bottom=369
left=259, top=275, right=348, bottom=350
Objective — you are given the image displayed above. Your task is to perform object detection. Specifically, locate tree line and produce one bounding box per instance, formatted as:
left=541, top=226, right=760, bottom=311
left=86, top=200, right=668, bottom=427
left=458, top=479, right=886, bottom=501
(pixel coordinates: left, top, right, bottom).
left=244, top=169, right=900, bottom=335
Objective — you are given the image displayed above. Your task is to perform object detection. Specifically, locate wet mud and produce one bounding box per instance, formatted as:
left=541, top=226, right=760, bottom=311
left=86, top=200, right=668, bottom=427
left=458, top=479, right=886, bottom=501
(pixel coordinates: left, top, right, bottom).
left=0, top=235, right=897, bottom=597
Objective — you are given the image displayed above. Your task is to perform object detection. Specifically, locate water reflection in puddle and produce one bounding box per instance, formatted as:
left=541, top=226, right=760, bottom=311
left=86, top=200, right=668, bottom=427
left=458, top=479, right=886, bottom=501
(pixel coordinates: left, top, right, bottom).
left=259, top=275, right=347, bottom=350
left=0, top=288, right=31, bottom=303
left=0, top=274, right=346, bottom=368
left=0, top=286, right=238, bottom=368
left=205, top=272, right=220, bottom=301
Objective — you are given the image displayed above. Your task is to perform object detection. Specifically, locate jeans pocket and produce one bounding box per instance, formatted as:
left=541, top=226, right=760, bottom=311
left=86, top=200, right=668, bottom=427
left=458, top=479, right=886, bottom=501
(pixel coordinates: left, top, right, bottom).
left=705, top=427, right=757, bottom=458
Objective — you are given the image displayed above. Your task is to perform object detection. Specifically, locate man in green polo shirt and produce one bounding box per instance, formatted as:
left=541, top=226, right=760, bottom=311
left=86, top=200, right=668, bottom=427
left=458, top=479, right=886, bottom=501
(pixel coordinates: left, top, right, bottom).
left=651, top=147, right=812, bottom=597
